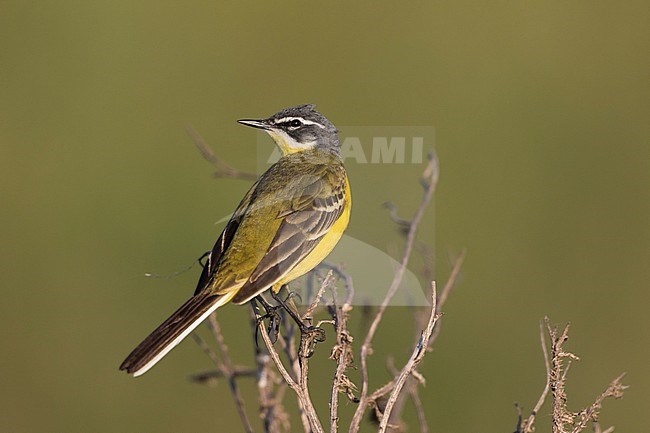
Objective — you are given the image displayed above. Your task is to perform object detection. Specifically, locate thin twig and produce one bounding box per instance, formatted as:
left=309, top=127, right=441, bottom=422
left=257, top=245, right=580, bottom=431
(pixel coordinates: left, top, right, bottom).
left=410, top=385, right=428, bottom=433
left=548, top=320, right=578, bottom=433
left=384, top=357, right=423, bottom=432
left=436, top=250, right=465, bottom=313
left=208, top=314, right=255, bottom=433
left=378, top=283, right=440, bottom=432
left=191, top=315, right=256, bottom=433
left=350, top=152, right=439, bottom=433
left=518, top=320, right=552, bottom=432
left=256, top=310, right=325, bottom=433
left=303, top=270, right=335, bottom=320
left=278, top=314, right=312, bottom=432
left=329, top=269, right=356, bottom=433
left=357, top=238, right=463, bottom=431
left=570, top=373, right=627, bottom=433
left=186, top=125, right=258, bottom=181
left=190, top=367, right=256, bottom=383
left=249, top=306, right=289, bottom=433
left=593, top=422, right=615, bottom=433
left=543, top=318, right=627, bottom=433
left=427, top=250, right=465, bottom=349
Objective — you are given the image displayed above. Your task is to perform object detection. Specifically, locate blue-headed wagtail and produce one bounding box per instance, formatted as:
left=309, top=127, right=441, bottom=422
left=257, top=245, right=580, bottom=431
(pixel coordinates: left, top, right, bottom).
left=120, top=104, right=351, bottom=376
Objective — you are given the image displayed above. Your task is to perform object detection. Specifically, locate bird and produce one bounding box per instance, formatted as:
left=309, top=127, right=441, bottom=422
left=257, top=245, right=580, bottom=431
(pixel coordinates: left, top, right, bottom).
left=120, top=104, right=351, bottom=377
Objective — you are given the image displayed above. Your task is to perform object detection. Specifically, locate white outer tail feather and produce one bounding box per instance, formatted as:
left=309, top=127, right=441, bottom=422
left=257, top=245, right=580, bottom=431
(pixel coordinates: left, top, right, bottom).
left=132, top=292, right=236, bottom=377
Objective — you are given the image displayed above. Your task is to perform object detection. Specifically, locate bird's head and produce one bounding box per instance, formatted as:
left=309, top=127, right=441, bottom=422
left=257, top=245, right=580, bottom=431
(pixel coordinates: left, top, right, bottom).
left=238, top=104, right=339, bottom=155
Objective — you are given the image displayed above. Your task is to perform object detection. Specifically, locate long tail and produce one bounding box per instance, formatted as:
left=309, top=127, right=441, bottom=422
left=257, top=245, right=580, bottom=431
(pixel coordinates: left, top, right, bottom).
left=119, top=291, right=235, bottom=377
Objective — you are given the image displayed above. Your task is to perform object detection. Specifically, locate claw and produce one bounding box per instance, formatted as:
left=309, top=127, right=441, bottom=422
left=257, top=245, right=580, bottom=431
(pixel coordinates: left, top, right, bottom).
left=253, top=297, right=282, bottom=345
left=255, top=310, right=280, bottom=344
left=254, top=290, right=328, bottom=357
left=299, top=325, right=327, bottom=358
left=284, top=290, right=303, bottom=304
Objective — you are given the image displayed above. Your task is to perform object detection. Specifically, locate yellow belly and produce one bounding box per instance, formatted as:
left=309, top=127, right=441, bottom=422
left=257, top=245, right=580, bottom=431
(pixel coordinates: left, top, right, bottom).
left=273, top=177, right=351, bottom=290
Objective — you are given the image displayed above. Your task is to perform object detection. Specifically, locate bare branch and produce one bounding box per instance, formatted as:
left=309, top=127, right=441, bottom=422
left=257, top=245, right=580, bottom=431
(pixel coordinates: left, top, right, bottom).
left=248, top=307, right=290, bottom=433
left=378, top=284, right=440, bottom=432
left=278, top=316, right=312, bottom=432
left=517, top=318, right=627, bottom=433
left=192, top=327, right=254, bottom=433
left=256, top=309, right=325, bottom=433
left=357, top=249, right=464, bottom=430
left=208, top=314, right=255, bottom=433
left=436, top=250, right=465, bottom=312
left=593, top=422, right=615, bottom=433
left=329, top=268, right=356, bottom=433
left=548, top=320, right=579, bottom=433
left=410, top=384, right=429, bottom=433
left=190, top=367, right=256, bottom=383
left=518, top=320, right=552, bottom=433
left=427, top=250, right=465, bottom=349
left=303, top=270, right=335, bottom=320
left=570, top=373, right=628, bottom=433
left=350, top=152, right=439, bottom=433
left=186, top=125, right=258, bottom=181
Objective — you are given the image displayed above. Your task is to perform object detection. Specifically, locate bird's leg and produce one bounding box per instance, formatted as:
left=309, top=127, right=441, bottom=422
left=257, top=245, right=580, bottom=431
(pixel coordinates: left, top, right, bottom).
left=271, top=287, right=326, bottom=358
left=252, top=295, right=281, bottom=344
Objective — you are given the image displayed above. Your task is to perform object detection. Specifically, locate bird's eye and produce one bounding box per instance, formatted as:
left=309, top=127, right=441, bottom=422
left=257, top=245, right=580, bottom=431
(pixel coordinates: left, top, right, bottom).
left=289, top=119, right=302, bottom=127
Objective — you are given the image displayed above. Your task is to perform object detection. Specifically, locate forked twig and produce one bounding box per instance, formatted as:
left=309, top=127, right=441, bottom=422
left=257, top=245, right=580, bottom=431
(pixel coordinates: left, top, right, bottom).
left=350, top=152, right=439, bottom=433
left=517, top=321, right=552, bottom=433
left=256, top=310, right=325, bottom=433
left=328, top=267, right=356, bottom=433
left=303, top=270, right=335, bottom=321
left=378, top=284, right=440, bottom=432
left=516, top=318, right=627, bottom=433
left=191, top=326, right=254, bottom=433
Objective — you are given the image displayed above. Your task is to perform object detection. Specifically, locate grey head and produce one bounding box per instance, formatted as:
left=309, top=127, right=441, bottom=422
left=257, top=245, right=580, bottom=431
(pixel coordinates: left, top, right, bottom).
left=238, top=104, right=339, bottom=154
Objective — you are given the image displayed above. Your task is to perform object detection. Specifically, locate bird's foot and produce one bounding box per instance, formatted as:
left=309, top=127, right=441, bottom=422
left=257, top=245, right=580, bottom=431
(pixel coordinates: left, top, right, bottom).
left=298, top=325, right=326, bottom=358
left=253, top=297, right=282, bottom=344
left=270, top=287, right=327, bottom=357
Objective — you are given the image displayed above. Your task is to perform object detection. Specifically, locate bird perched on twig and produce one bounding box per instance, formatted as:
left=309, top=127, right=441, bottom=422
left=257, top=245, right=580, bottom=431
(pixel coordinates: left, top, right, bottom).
left=120, top=104, right=351, bottom=377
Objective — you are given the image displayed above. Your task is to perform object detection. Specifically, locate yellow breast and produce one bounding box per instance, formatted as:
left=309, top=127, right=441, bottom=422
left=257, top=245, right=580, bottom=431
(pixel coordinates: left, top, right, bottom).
left=273, top=175, right=351, bottom=290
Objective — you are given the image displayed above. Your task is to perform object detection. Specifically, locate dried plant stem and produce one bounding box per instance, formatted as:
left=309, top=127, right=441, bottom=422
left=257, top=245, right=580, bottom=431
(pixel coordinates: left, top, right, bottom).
left=548, top=320, right=579, bottom=433
left=256, top=313, right=324, bottom=433
left=516, top=318, right=627, bottom=433
left=350, top=153, right=439, bottom=433
left=569, top=372, right=627, bottom=433
left=248, top=307, right=289, bottom=433
left=278, top=318, right=312, bottom=433
left=209, top=315, right=255, bottom=433
left=329, top=270, right=355, bottom=433
left=303, top=270, right=335, bottom=320
left=426, top=250, right=465, bottom=350
left=378, top=284, right=440, bottom=432
left=192, top=326, right=254, bottom=433
left=517, top=321, right=552, bottom=433
left=410, top=385, right=428, bottom=433
left=185, top=125, right=258, bottom=181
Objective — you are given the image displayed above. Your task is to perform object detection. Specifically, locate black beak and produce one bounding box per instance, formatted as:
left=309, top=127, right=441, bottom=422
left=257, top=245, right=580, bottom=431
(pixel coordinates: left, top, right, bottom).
left=237, top=118, right=272, bottom=130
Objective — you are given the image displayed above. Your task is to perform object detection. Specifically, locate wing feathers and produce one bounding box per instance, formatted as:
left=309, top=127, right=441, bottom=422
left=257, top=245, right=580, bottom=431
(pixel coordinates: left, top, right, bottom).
left=232, top=164, right=346, bottom=304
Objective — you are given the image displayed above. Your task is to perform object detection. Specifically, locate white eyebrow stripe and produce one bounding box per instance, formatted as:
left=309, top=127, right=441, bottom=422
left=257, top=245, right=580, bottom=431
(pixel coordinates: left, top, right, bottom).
left=274, top=117, right=326, bottom=129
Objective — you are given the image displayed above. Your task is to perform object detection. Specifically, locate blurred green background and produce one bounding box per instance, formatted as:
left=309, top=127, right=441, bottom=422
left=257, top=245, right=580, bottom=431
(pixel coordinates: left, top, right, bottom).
left=1, top=1, right=648, bottom=432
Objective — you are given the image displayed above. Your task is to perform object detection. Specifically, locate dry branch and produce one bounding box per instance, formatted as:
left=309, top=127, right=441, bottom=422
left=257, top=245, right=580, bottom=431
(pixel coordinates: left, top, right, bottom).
left=349, top=152, right=439, bottom=433
left=186, top=125, right=258, bottom=181
left=191, top=326, right=254, bottom=433
left=256, top=310, right=325, bottom=433
left=187, top=131, right=456, bottom=432
left=378, top=283, right=440, bottom=432
left=515, top=318, right=627, bottom=433
left=328, top=267, right=356, bottom=433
